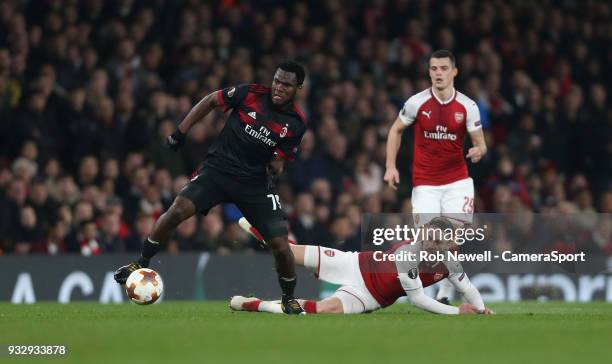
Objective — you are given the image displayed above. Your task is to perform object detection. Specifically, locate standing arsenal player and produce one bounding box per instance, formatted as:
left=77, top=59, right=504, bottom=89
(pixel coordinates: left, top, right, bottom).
left=383, top=50, right=487, bottom=303
left=114, top=61, right=308, bottom=314
left=231, top=217, right=492, bottom=315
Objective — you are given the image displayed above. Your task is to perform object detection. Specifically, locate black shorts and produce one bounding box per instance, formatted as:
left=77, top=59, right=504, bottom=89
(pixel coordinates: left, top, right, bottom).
left=179, top=167, right=288, bottom=240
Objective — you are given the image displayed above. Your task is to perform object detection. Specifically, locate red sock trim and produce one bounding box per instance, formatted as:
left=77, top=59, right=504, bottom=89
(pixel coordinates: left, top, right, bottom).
left=242, top=299, right=262, bottom=311
left=304, top=300, right=317, bottom=314
left=249, top=226, right=265, bottom=243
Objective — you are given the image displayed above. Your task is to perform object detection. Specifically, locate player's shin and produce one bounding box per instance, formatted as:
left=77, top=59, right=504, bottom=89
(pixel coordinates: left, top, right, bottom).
left=141, top=201, right=194, bottom=266
left=270, top=238, right=297, bottom=295
left=268, top=236, right=304, bottom=314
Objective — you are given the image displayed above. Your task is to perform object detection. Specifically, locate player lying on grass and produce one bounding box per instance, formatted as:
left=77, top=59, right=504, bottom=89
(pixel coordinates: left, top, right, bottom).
left=231, top=216, right=493, bottom=315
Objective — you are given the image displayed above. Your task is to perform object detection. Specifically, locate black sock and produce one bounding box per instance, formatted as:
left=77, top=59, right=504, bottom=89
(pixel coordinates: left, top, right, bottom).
left=138, top=255, right=150, bottom=268
left=139, top=238, right=161, bottom=267
left=279, top=276, right=297, bottom=298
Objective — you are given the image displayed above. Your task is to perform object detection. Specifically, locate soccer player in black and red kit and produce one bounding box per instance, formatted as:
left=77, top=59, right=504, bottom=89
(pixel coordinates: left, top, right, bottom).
left=114, top=61, right=308, bottom=314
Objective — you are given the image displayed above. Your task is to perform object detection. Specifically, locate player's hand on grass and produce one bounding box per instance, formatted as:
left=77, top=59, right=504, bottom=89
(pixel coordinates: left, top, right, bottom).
left=458, top=303, right=480, bottom=315
left=384, top=167, right=400, bottom=190
left=480, top=307, right=494, bottom=315
left=465, top=147, right=483, bottom=163
left=166, top=129, right=186, bottom=151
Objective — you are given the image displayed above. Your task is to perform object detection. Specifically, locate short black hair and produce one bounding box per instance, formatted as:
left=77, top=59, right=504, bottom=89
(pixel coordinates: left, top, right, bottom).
left=277, top=61, right=305, bottom=86
left=429, top=49, right=456, bottom=67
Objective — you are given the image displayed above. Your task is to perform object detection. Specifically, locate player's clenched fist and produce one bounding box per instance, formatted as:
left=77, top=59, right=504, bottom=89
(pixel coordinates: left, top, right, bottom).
left=465, top=147, right=484, bottom=163
left=166, top=129, right=186, bottom=151
left=384, top=167, right=400, bottom=190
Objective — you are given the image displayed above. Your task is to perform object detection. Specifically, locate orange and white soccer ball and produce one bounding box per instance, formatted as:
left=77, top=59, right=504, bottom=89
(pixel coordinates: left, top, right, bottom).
left=125, top=268, right=164, bottom=305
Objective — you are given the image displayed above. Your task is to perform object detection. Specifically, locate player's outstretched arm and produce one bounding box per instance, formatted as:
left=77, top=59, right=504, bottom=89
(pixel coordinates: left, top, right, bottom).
left=384, top=117, right=408, bottom=189
left=399, top=272, right=480, bottom=315
left=166, top=90, right=222, bottom=151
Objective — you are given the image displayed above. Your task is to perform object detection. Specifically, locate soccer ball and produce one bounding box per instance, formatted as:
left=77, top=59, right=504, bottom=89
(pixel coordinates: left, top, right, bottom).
left=125, top=268, right=164, bottom=305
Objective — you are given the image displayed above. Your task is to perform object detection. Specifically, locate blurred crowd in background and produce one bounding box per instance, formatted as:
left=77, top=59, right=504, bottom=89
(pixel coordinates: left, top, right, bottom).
left=0, top=0, right=610, bottom=256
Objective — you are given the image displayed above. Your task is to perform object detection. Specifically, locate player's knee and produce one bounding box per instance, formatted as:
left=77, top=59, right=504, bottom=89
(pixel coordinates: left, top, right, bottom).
left=267, top=235, right=289, bottom=251
left=165, top=200, right=194, bottom=226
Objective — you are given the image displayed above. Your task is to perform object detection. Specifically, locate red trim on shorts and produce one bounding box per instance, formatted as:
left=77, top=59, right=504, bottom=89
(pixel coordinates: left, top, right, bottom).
left=315, top=245, right=321, bottom=278
left=337, top=289, right=366, bottom=312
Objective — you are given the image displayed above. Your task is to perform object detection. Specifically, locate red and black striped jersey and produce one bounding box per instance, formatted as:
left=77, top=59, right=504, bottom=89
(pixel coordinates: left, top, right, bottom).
left=204, top=84, right=307, bottom=181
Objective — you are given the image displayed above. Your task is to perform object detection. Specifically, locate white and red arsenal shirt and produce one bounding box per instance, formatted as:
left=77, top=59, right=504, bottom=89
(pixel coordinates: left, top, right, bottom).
left=399, top=88, right=481, bottom=186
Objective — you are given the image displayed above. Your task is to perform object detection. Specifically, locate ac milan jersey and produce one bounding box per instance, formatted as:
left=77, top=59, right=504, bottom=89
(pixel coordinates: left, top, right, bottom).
left=398, top=88, right=481, bottom=186
left=358, top=242, right=463, bottom=307
left=204, top=84, right=307, bottom=181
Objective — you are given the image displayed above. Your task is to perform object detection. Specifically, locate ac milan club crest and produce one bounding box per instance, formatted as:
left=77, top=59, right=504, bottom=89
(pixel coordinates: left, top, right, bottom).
left=454, top=112, right=464, bottom=123
left=280, top=125, right=288, bottom=138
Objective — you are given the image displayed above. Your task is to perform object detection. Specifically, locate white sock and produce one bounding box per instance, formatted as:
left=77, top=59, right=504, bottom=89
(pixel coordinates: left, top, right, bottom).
left=436, top=278, right=455, bottom=300
left=258, top=300, right=283, bottom=314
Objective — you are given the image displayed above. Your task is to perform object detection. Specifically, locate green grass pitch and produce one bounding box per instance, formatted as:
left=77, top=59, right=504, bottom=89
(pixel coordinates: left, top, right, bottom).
left=1, top=301, right=611, bottom=363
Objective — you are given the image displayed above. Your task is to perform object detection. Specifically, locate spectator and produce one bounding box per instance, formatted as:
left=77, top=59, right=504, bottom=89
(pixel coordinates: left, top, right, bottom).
left=172, top=215, right=199, bottom=252
left=290, top=193, right=331, bottom=245
left=11, top=206, right=43, bottom=254
left=77, top=219, right=101, bottom=256
left=98, top=212, right=125, bottom=252
left=31, top=219, right=68, bottom=255
left=125, top=212, right=154, bottom=252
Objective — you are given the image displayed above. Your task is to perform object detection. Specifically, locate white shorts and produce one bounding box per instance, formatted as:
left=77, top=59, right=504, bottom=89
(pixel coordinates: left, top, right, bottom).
left=411, top=177, right=474, bottom=225
left=307, top=246, right=380, bottom=314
